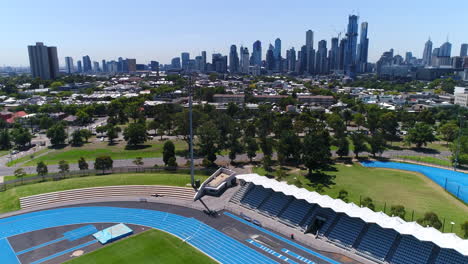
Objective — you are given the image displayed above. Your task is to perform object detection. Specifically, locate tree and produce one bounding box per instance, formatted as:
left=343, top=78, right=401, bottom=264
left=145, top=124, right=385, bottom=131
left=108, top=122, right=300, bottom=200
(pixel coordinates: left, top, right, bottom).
left=36, top=161, right=48, bottom=181
left=80, top=129, right=92, bottom=142
left=163, top=140, right=176, bottom=166
left=0, top=129, right=11, bottom=150
left=342, top=110, right=353, bottom=126
left=417, top=212, right=442, bottom=230
left=390, top=205, right=406, bottom=219
left=302, top=127, right=332, bottom=175
left=461, top=221, right=468, bottom=238
left=361, top=197, right=375, bottom=211
left=368, top=132, right=386, bottom=157
left=106, top=125, right=121, bottom=144
left=327, top=113, right=346, bottom=137
left=244, top=137, right=259, bottom=163
left=76, top=110, right=92, bottom=125
left=405, top=122, right=436, bottom=148
left=11, top=126, right=32, bottom=149
left=78, top=157, right=89, bottom=170
left=227, top=127, right=244, bottom=164
left=123, top=122, right=148, bottom=146
left=338, top=189, right=349, bottom=202
left=380, top=112, right=399, bottom=142
left=94, top=156, right=113, bottom=174
left=353, top=113, right=366, bottom=130
left=14, top=168, right=26, bottom=184
left=276, top=130, right=301, bottom=165
left=197, top=121, right=220, bottom=165
left=147, top=120, right=159, bottom=136
left=58, top=160, right=70, bottom=174
left=438, top=122, right=459, bottom=146
left=70, top=130, right=84, bottom=146
left=350, top=132, right=368, bottom=158
left=167, top=156, right=177, bottom=167
left=47, top=123, right=67, bottom=146
left=336, top=136, right=349, bottom=158
left=133, top=157, right=144, bottom=167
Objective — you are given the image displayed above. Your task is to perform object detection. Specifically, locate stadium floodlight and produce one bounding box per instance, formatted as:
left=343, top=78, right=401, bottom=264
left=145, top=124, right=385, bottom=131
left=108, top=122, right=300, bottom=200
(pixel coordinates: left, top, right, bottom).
left=188, top=74, right=196, bottom=191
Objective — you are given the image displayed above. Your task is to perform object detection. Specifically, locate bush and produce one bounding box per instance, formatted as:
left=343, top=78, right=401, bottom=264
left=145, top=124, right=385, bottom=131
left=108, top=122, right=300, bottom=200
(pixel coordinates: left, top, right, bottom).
left=390, top=205, right=406, bottom=219
left=361, top=197, right=375, bottom=211
left=461, top=221, right=468, bottom=238
left=417, top=212, right=442, bottom=230
left=338, top=189, right=349, bottom=202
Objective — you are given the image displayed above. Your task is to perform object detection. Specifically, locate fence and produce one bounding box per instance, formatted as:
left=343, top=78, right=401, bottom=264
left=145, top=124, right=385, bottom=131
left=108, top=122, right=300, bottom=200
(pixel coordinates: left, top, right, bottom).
left=0, top=166, right=217, bottom=192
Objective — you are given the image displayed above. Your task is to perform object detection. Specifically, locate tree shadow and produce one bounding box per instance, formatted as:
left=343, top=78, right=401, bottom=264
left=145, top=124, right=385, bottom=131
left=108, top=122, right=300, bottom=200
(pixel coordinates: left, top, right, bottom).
left=49, top=144, right=67, bottom=150
left=409, top=147, right=440, bottom=154
left=305, top=171, right=336, bottom=189
left=124, top=144, right=151, bottom=151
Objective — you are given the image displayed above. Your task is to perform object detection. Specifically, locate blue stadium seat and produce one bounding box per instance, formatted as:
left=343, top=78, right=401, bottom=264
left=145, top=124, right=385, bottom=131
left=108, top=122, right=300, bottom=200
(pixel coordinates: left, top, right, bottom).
left=434, top=248, right=468, bottom=264
left=258, top=192, right=292, bottom=216
left=278, top=199, right=315, bottom=226
left=357, top=224, right=398, bottom=260
left=301, top=206, right=337, bottom=234
left=390, top=235, right=434, bottom=264
left=230, top=183, right=253, bottom=204
left=327, top=215, right=365, bottom=246
left=240, top=185, right=273, bottom=209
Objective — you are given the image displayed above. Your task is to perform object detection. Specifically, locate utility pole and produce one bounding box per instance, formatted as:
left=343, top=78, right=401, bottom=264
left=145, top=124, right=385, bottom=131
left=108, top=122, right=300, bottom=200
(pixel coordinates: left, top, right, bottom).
left=188, top=74, right=196, bottom=191
left=454, top=109, right=464, bottom=171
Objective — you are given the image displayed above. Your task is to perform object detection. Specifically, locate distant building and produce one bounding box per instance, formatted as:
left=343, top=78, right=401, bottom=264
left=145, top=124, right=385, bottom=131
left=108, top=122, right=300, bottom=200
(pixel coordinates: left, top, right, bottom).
left=126, top=59, right=137, bottom=72
left=229, top=45, right=239, bottom=74
left=82, top=55, right=92, bottom=73
left=150, top=61, right=160, bottom=73
left=357, top=22, right=369, bottom=72
left=454, top=86, right=468, bottom=107
left=212, top=53, right=227, bottom=73
left=171, top=57, right=181, bottom=69
left=422, top=38, right=433, bottom=66
left=65, top=57, right=74, bottom=74
left=213, top=94, right=245, bottom=104
left=251, top=40, right=262, bottom=66
left=181, top=52, right=190, bottom=71
left=460, top=44, right=468, bottom=57
left=27, top=42, right=59, bottom=80
left=344, top=15, right=359, bottom=76
left=77, top=60, right=82, bottom=73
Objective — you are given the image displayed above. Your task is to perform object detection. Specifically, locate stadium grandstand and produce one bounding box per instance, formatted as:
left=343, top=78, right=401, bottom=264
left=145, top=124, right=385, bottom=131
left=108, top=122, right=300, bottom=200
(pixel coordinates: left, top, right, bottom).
left=225, top=173, right=468, bottom=264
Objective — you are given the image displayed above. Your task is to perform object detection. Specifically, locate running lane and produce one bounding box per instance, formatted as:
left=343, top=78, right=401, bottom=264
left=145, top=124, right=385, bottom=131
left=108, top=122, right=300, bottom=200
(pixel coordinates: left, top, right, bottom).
left=0, top=207, right=278, bottom=264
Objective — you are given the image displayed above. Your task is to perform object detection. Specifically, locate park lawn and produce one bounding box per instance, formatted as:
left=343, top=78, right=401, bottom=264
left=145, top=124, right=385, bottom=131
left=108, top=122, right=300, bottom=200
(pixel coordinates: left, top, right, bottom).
left=22, top=140, right=187, bottom=166
left=0, top=172, right=207, bottom=213
left=6, top=148, right=51, bottom=167
left=253, top=163, right=468, bottom=237
left=65, top=229, right=217, bottom=264
left=4, top=173, right=37, bottom=181
left=396, top=155, right=452, bottom=167
left=390, top=141, right=451, bottom=152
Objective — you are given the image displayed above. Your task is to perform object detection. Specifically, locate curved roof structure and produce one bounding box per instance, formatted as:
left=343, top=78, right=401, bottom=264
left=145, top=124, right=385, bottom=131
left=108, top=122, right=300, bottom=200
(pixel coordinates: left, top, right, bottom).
left=236, top=173, right=468, bottom=256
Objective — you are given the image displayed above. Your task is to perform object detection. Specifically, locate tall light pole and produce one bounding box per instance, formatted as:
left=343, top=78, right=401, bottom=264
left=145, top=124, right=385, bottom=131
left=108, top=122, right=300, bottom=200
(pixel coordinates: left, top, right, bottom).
left=188, top=74, right=196, bottom=190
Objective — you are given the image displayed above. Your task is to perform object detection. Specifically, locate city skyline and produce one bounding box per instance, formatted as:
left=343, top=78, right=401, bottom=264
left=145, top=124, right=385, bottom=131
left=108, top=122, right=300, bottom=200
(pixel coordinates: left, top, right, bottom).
left=2, top=0, right=468, bottom=66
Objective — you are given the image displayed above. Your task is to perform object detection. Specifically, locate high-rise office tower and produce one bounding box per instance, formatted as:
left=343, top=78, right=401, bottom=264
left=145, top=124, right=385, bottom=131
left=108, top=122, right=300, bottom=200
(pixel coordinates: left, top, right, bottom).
left=439, top=41, right=452, bottom=57
left=101, top=60, right=107, bottom=73
left=240, top=46, right=250, bottom=74
left=329, top=38, right=339, bottom=71
left=27, top=42, right=59, bottom=80
left=288, top=47, right=296, bottom=72
left=274, top=38, right=281, bottom=59
left=229, top=45, right=240, bottom=74
left=422, top=38, right=433, bottom=66
left=299, top=45, right=307, bottom=74
left=201, top=51, right=207, bottom=72
left=212, top=53, right=227, bottom=73
left=82, top=55, right=92, bottom=73
left=126, top=59, right=137, bottom=72
left=251, top=40, right=262, bottom=66
left=93, top=61, right=100, bottom=72
left=77, top=60, right=82, bottom=73
left=316, top=40, right=328, bottom=74
left=266, top=48, right=275, bottom=71
left=181, top=52, right=190, bottom=70
left=357, top=22, right=369, bottom=72
left=338, top=38, right=347, bottom=71
left=171, top=57, right=181, bottom=69
left=405, top=52, right=413, bottom=64
left=344, top=15, right=359, bottom=75
left=150, top=61, right=160, bottom=72
left=460, top=44, right=468, bottom=57
left=65, top=57, right=74, bottom=74
left=305, top=30, right=314, bottom=74
left=118, top=57, right=124, bottom=72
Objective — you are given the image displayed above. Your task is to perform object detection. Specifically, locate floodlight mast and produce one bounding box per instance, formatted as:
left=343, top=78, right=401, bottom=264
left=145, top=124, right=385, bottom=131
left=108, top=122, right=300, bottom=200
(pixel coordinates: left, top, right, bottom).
left=188, top=74, right=196, bottom=190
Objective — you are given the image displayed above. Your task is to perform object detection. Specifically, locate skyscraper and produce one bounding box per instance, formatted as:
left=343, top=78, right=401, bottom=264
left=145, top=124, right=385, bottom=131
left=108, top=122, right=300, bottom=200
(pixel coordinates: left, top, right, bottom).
left=306, top=30, right=314, bottom=74
left=344, top=15, right=359, bottom=75
left=316, top=40, right=328, bottom=74
left=274, top=38, right=281, bottom=59
left=439, top=41, right=452, bottom=57
left=65, top=57, right=74, bottom=74
left=171, top=57, right=181, bottom=69
left=77, top=60, right=82, bottom=73
left=266, top=47, right=275, bottom=71
left=460, top=44, right=468, bottom=57
left=126, top=59, right=137, bottom=72
left=251, top=40, right=262, bottom=66
left=329, top=38, right=339, bottom=71
left=229, top=45, right=240, bottom=74
left=212, top=53, right=227, bottom=73
left=27, top=42, right=59, bottom=80
left=93, top=61, right=100, bottom=72
left=181, top=52, right=190, bottom=70
left=240, top=46, right=250, bottom=74
left=82, top=55, right=92, bottom=73
left=357, top=22, right=369, bottom=72
left=288, top=47, right=296, bottom=72
left=201, top=51, right=207, bottom=72
left=422, top=38, right=433, bottom=66
left=338, top=38, right=347, bottom=71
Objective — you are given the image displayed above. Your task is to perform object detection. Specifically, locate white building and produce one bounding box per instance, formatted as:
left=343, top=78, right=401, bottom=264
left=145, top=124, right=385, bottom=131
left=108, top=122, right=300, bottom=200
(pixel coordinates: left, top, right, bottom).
left=454, top=86, right=468, bottom=107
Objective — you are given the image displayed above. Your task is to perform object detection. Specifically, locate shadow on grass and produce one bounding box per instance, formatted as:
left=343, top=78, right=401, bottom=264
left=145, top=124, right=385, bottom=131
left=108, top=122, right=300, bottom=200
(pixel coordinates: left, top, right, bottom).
left=305, top=170, right=336, bottom=190
left=49, top=144, right=68, bottom=150
left=409, top=147, right=440, bottom=154
left=124, top=144, right=152, bottom=151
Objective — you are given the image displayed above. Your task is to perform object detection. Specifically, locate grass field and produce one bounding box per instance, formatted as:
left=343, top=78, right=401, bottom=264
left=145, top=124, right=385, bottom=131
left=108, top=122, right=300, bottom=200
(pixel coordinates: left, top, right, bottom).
left=396, top=155, right=452, bottom=167
left=66, top=229, right=217, bottom=264
left=19, top=139, right=187, bottom=167
left=6, top=148, right=50, bottom=167
left=253, top=163, right=468, bottom=237
left=0, top=172, right=207, bottom=213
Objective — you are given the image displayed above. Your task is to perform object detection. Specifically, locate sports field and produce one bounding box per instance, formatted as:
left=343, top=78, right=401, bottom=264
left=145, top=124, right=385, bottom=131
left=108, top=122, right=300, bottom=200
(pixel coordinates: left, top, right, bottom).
left=0, top=173, right=207, bottom=213
left=253, top=162, right=468, bottom=237
left=11, top=139, right=186, bottom=167
left=65, top=229, right=217, bottom=264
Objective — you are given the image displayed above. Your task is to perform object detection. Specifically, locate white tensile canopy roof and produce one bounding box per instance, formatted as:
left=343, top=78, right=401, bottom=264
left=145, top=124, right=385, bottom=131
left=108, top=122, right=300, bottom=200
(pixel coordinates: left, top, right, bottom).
left=236, top=173, right=468, bottom=256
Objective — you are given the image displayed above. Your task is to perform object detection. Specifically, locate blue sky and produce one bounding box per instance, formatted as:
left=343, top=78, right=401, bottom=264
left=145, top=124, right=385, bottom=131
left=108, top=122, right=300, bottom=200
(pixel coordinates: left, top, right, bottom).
left=1, top=0, right=467, bottom=66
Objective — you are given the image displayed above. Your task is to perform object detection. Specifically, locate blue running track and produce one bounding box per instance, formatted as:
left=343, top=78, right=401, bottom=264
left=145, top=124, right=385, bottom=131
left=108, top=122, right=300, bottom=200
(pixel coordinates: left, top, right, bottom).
left=361, top=160, right=468, bottom=203
left=0, top=207, right=278, bottom=264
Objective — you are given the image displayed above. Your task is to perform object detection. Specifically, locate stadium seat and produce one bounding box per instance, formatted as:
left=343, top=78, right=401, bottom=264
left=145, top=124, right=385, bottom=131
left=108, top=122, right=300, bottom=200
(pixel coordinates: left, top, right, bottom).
left=390, top=235, right=434, bottom=264
left=356, top=223, right=398, bottom=260
left=301, top=206, right=337, bottom=234
left=278, top=199, right=315, bottom=226
left=434, top=248, right=468, bottom=264
left=258, top=192, right=293, bottom=216
left=230, top=183, right=253, bottom=204
left=240, top=185, right=273, bottom=209
left=327, top=214, right=366, bottom=246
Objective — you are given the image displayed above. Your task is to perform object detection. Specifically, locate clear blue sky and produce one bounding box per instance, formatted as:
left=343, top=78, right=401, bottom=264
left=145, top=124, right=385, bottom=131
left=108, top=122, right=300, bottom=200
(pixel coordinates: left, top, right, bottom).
left=1, top=0, right=467, bottom=66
